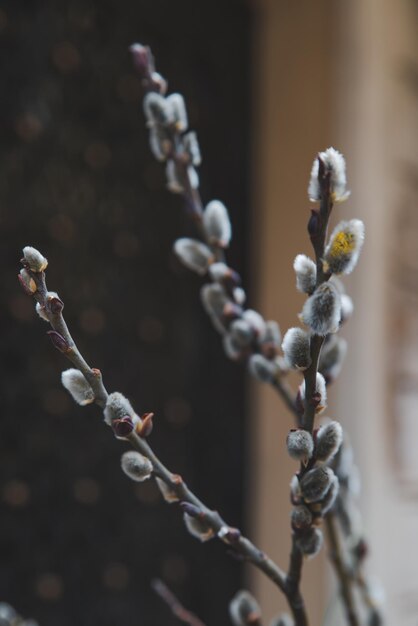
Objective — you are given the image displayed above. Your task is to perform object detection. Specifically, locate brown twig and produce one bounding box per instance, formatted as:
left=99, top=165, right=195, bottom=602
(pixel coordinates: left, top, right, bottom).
left=151, top=578, right=207, bottom=626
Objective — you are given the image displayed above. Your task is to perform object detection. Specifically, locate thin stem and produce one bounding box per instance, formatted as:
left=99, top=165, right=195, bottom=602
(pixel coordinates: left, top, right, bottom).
left=151, top=578, right=207, bottom=626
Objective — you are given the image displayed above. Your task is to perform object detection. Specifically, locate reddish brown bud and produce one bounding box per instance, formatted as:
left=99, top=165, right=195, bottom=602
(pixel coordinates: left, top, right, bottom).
left=47, top=330, right=70, bottom=353
left=130, top=43, right=154, bottom=77
left=139, top=412, right=154, bottom=437
left=112, top=416, right=134, bottom=438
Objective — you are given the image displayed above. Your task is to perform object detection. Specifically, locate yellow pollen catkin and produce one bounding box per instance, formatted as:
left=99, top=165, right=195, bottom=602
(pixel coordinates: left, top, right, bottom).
left=329, top=231, right=355, bottom=257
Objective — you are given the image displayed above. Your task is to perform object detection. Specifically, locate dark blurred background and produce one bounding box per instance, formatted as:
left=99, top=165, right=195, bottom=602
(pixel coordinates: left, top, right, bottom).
left=0, top=1, right=251, bottom=624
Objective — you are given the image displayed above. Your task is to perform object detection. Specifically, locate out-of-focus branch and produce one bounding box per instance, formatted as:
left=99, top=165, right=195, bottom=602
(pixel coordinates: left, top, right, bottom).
left=151, top=579, right=207, bottom=626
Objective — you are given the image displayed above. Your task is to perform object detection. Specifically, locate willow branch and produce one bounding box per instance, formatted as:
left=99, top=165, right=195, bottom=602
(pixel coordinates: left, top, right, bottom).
left=151, top=579, right=207, bottom=626
left=22, top=263, right=318, bottom=619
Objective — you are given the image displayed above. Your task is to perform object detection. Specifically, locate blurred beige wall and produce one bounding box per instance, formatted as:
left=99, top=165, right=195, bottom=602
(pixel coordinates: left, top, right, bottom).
left=250, top=0, right=418, bottom=624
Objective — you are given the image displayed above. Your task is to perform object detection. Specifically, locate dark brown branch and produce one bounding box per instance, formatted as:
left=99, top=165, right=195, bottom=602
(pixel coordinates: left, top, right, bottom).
left=151, top=578, right=207, bottom=626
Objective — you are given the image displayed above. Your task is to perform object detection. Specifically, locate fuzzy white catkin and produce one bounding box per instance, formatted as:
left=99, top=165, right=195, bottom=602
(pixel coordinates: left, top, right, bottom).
left=233, top=287, right=246, bottom=305
left=323, top=219, right=365, bottom=275
left=208, top=262, right=236, bottom=284
left=300, top=282, right=341, bottom=336
left=183, top=513, right=215, bottom=542
left=300, top=466, right=334, bottom=503
left=61, top=369, right=95, bottom=406
left=200, top=283, right=229, bottom=318
left=230, top=319, right=254, bottom=347
left=297, top=528, right=323, bottom=558
left=103, top=392, right=135, bottom=425
left=229, top=591, right=261, bottom=626
left=286, top=430, right=314, bottom=461
left=299, top=373, right=327, bottom=412
left=166, top=93, right=188, bottom=131
left=321, top=474, right=339, bottom=514
left=248, top=354, right=279, bottom=384
left=173, top=238, right=213, bottom=275
left=293, top=254, right=317, bottom=294
left=242, top=309, right=266, bottom=339
left=203, top=200, right=232, bottom=248
left=183, top=131, right=201, bottom=166
left=281, top=327, right=311, bottom=370
left=165, top=160, right=183, bottom=193
left=319, top=335, right=347, bottom=382
left=223, top=333, right=243, bottom=360
left=143, top=92, right=169, bottom=125
left=315, top=420, right=343, bottom=462
left=308, top=147, right=350, bottom=203
left=291, top=505, right=313, bottom=529
left=121, top=451, right=153, bottom=482
left=22, top=246, right=48, bottom=272
left=264, top=320, right=281, bottom=347
left=149, top=127, right=169, bottom=162
left=0, top=604, right=17, bottom=622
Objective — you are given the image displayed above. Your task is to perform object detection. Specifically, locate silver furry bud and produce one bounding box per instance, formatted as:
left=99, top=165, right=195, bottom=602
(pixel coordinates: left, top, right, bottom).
left=61, top=369, right=95, bottom=406
left=293, top=254, right=316, bottom=294
left=308, top=147, right=350, bottom=203
left=321, top=474, right=339, bottom=514
left=173, top=238, right=213, bottom=275
left=203, top=200, right=232, bottom=248
left=183, top=131, right=201, bottom=166
left=223, top=333, right=244, bottom=360
left=286, top=429, right=314, bottom=461
left=166, top=93, right=188, bottom=131
left=121, top=451, right=153, bottom=482
left=143, top=92, right=169, bottom=125
left=315, top=421, right=343, bottom=463
left=22, top=246, right=48, bottom=272
left=318, top=335, right=347, bottom=382
left=300, top=282, right=341, bottom=336
left=297, top=528, right=323, bottom=557
left=281, top=327, right=311, bottom=370
left=300, top=466, right=334, bottom=503
left=299, top=373, right=327, bottom=413
left=104, top=392, right=135, bottom=425
left=229, top=590, right=261, bottom=626
left=248, top=354, right=279, bottom=384
left=291, top=505, right=313, bottom=530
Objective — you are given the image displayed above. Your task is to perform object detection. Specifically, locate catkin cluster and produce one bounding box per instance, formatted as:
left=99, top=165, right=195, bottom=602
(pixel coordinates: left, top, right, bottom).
left=287, top=421, right=343, bottom=557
